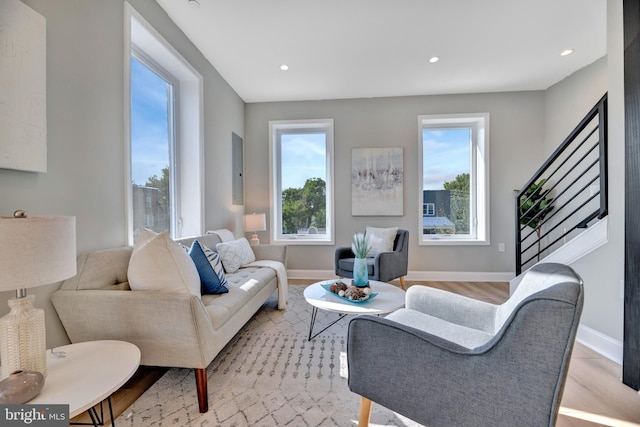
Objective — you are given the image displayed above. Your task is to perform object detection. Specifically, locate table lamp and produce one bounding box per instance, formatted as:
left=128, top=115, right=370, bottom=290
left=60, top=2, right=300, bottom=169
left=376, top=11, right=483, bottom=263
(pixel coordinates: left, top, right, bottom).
left=243, top=213, right=266, bottom=246
left=0, top=212, right=76, bottom=378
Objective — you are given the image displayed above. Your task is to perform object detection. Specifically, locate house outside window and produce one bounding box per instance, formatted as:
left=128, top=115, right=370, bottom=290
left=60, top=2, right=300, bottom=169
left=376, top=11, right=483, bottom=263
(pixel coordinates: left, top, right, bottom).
left=418, top=113, right=490, bottom=245
left=269, top=119, right=334, bottom=244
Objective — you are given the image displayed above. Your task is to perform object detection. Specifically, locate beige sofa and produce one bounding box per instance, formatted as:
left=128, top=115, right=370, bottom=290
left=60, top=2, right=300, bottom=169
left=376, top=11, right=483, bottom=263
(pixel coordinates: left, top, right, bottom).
left=51, top=232, right=287, bottom=413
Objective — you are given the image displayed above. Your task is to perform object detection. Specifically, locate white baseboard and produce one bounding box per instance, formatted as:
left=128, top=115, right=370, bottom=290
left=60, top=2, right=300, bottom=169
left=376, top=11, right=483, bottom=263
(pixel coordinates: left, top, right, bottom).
left=576, top=324, right=623, bottom=365
left=287, top=269, right=514, bottom=282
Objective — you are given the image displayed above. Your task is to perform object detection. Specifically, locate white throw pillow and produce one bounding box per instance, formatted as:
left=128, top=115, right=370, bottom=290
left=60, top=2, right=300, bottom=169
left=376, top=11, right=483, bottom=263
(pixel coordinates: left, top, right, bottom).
left=216, top=238, right=256, bottom=273
left=128, top=229, right=201, bottom=296
left=365, top=226, right=398, bottom=257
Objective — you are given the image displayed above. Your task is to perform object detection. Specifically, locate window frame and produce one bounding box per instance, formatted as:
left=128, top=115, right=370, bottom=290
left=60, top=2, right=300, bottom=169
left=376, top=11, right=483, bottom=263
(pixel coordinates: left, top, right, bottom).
left=124, top=3, right=204, bottom=245
left=418, top=113, right=490, bottom=246
left=269, top=119, right=335, bottom=245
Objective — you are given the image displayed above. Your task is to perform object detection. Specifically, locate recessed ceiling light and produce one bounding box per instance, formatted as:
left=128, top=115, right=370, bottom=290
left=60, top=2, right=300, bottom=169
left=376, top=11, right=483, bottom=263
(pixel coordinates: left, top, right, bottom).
left=428, top=56, right=439, bottom=63
left=188, top=0, right=200, bottom=7
left=560, top=49, right=574, bottom=57
left=280, top=64, right=289, bottom=71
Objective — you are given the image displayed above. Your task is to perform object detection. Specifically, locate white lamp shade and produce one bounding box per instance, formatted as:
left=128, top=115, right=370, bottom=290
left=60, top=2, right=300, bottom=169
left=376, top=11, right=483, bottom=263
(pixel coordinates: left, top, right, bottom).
left=243, top=213, right=266, bottom=233
left=0, top=216, right=77, bottom=291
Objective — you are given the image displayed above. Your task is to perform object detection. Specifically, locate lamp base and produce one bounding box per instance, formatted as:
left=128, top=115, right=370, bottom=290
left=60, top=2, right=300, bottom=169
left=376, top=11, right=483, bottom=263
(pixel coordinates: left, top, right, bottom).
left=250, top=233, right=260, bottom=246
left=0, top=294, right=47, bottom=378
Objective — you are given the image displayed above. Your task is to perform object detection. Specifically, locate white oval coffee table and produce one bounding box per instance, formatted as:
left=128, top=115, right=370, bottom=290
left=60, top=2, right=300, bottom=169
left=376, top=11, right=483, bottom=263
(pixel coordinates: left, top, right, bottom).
left=304, top=279, right=405, bottom=340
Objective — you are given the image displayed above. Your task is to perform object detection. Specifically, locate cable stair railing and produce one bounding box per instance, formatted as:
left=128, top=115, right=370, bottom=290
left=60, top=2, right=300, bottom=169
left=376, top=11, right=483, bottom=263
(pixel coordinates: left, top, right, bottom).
left=515, top=93, right=608, bottom=275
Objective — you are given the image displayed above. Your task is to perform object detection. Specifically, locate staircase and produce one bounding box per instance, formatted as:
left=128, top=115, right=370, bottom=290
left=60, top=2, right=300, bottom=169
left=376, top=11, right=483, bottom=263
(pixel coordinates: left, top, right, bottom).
left=513, top=94, right=608, bottom=285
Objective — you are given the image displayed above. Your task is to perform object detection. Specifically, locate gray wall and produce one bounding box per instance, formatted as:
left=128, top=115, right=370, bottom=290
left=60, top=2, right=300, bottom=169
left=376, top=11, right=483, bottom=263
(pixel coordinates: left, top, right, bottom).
left=0, top=0, right=245, bottom=349
left=543, top=0, right=623, bottom=343
left=245, top=92, right=546, bottom=273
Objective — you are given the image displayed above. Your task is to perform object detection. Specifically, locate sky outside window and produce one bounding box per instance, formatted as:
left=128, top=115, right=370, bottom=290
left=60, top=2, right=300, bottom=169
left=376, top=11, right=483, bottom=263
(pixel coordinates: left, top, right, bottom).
left=422, top=128, right=471, bottom=190
left=131, top=56, right=171, bottom=185
left=281, top=133, right=326, bottom=190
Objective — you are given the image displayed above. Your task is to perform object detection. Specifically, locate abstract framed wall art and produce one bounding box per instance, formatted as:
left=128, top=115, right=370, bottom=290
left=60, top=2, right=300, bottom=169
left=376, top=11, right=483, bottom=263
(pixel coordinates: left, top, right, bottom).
left=352, top=147, right=403, bottom=216
left=0, top=0, right=47, bottom=172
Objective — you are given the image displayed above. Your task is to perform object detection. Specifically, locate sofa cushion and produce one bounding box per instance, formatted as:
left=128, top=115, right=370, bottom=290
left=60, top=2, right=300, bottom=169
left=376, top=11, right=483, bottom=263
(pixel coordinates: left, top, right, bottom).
left=175, top=233, right=223, bottom=252
left=60, top=247, right=132, bottom=291
left=128, top=228, right=201, bottom=296
left=366, top=226, right=398, bottom=257
left=386, top=308, right=494, bottom=349
left=216, top=238, right=256, bottom=273
left=201, top=266, right=276, bottom=328
left=189, top=240, right=229, bottom=295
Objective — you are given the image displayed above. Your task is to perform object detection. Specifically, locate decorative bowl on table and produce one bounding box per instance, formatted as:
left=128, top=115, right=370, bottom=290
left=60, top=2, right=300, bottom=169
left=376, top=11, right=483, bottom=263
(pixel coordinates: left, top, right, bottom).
left=322, top=281, right=378, bottom=304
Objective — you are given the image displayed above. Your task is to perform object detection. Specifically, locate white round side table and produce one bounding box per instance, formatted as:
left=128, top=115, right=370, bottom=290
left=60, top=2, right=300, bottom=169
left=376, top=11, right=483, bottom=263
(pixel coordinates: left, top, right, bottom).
left=27, top=340, right=140, bottom=425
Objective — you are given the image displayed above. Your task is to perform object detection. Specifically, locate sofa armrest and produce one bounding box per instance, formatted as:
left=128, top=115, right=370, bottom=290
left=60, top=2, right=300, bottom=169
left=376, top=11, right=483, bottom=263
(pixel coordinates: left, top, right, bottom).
left=374, top=250, right=407, bottom=282
left=252, top=244, right=287, bottom=265
left=51, top=289, right=217, bottom=369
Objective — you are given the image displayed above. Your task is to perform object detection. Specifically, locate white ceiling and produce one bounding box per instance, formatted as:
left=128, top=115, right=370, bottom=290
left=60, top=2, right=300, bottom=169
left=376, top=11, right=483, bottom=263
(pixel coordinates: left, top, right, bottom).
left=154, top=0, right=607, bottom=103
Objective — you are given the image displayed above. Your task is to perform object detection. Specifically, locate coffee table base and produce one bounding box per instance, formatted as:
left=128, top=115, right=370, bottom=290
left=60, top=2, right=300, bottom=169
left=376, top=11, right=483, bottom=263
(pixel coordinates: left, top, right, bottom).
left=308, top=306, right=348, bottom=340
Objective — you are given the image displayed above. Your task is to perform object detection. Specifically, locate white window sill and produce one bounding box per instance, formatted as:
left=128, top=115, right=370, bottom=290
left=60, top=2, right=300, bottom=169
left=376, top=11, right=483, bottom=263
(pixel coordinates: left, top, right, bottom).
left=420, top=237, right=490, bottom=246
left=272, top=237, right=334, bottom=246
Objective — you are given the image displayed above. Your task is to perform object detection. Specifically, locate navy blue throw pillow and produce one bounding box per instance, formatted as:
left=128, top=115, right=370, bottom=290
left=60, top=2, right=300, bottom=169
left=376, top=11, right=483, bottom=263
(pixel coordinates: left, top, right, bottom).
left=189, top=240, right=229, bottom=295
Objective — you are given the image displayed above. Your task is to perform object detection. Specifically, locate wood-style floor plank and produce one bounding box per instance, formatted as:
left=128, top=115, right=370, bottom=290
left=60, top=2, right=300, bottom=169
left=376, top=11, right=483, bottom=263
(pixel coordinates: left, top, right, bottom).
left=69, top=366, right=167, bottom=425
left=72, top=280, right=640, bottom=426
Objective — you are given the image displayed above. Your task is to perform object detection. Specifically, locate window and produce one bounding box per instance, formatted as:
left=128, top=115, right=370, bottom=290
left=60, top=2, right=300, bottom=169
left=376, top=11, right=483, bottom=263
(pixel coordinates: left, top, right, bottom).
left=125, top=4, right=204, bottom=244
left=424, top=203, right=435, bottom=216
left=418, top=113, right=490, bottom=245
left=269, top=119, right=334, bottom=244
left=130, top=53, right=176, bottom=238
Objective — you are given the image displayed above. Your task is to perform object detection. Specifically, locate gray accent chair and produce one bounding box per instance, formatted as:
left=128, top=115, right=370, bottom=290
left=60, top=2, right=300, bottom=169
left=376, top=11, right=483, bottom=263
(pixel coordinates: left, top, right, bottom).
left=347, top=262, right=583, bottom=427
left=335, top=229, right=409, bottom=290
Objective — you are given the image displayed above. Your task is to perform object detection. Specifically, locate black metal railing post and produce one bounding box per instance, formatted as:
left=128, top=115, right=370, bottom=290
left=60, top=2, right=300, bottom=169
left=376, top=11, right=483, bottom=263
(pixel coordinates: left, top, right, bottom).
left=598, top=95, right=609, bottom=219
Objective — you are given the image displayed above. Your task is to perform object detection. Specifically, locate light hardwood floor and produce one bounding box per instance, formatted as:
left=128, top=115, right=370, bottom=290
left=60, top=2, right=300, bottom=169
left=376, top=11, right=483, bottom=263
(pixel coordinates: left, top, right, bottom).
left=72, top=280, right=640, bottom=426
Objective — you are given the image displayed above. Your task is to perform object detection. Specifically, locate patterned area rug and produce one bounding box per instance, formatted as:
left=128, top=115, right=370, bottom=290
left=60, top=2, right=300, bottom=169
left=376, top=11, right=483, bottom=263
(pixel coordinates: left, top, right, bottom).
left=116, top=284, right=420, bottom=426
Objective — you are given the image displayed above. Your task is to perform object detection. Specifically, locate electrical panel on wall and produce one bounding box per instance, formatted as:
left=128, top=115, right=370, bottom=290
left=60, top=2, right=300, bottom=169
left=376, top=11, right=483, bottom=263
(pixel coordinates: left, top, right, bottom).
left=232, top=132, right=244, bottom=205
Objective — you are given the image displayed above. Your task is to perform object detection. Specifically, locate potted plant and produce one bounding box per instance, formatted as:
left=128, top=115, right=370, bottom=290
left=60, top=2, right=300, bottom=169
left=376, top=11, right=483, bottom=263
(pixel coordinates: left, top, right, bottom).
left=518, top=179, right=554, bottom=260
left=351, top=233, right=372, bottom=287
